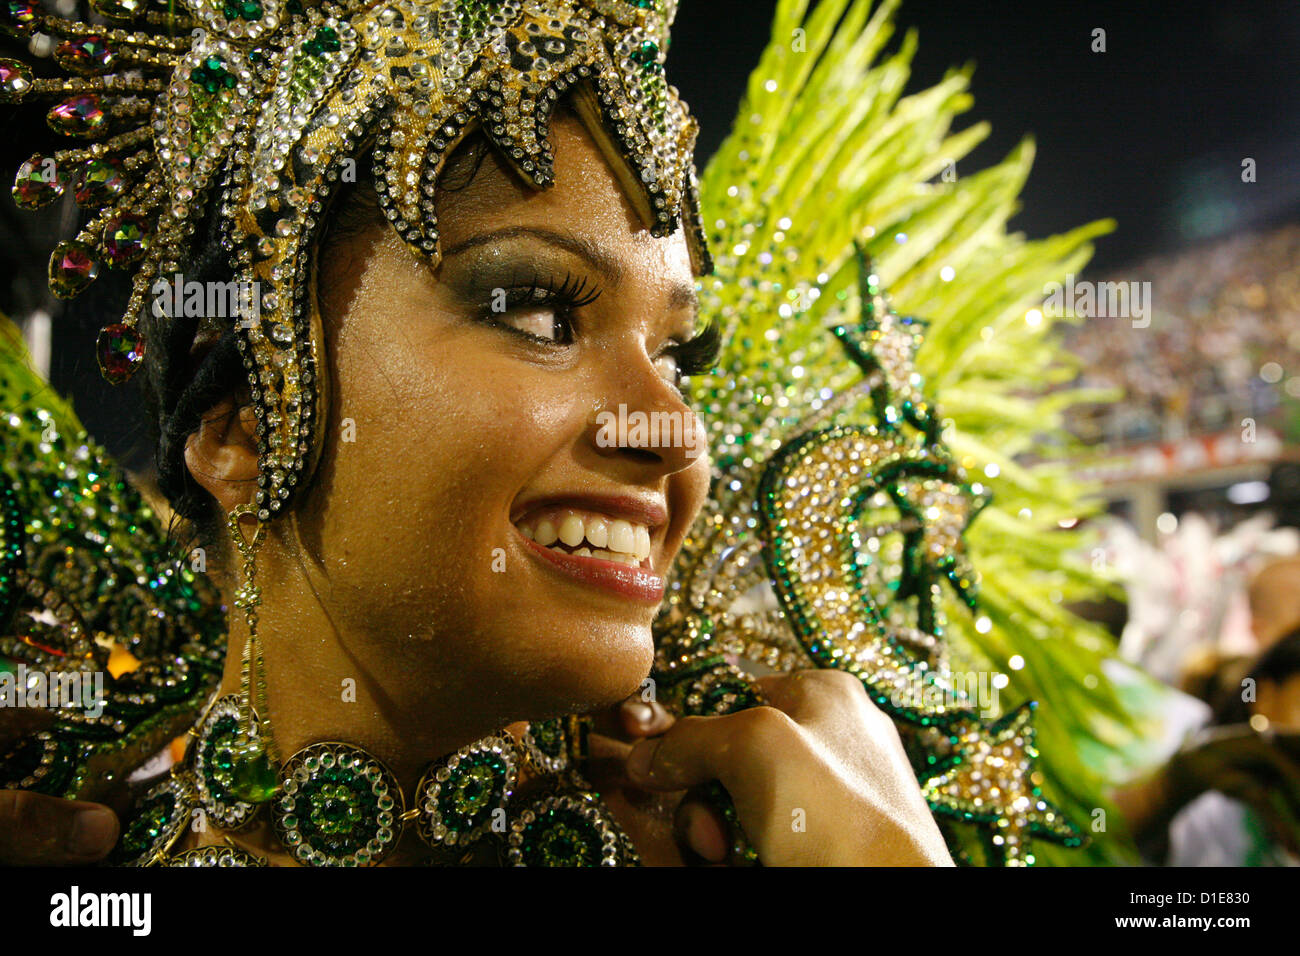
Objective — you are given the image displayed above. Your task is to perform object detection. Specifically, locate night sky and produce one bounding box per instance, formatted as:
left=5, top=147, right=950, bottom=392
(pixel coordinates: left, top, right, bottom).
left=670, top=0, right=1300, bottom=273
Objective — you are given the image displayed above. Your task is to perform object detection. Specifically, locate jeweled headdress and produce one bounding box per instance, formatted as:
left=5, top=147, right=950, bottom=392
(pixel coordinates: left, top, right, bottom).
left=2, top=0, right=712, bottom=519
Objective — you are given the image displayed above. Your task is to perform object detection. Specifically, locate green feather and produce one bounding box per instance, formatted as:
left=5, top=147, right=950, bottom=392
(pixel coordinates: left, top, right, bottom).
left=692, top=0, right=1146, bottom=864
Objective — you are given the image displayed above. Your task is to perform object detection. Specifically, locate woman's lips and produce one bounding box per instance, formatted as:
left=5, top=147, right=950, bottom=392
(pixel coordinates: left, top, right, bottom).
left=518, top=532, right=665, bottom=604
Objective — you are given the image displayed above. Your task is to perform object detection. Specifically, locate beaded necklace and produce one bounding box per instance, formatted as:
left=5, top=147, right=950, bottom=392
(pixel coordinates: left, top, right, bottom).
left=113, top=694, right=639, bottom=866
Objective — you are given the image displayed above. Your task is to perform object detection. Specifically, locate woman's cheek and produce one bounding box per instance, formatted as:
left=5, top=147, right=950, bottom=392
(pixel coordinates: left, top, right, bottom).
left=391, top=352, right=583, bottom=547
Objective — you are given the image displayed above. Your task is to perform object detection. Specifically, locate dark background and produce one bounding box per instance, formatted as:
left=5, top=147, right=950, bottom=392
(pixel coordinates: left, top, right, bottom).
left=2, top=0, right=1298, bottom=463
left=670, top=0, right=1300, bottom=273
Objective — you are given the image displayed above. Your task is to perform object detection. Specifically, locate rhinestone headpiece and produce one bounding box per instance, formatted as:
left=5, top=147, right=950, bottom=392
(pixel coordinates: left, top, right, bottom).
left=2, top=0, right=713, bottom=518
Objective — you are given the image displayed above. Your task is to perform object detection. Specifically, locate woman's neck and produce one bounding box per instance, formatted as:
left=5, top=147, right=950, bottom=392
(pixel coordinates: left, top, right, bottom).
left=216, top=571, right=517, bottom=796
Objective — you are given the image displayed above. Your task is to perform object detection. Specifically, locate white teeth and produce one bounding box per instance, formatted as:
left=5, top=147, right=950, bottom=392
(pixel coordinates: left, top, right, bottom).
left=590, top=548, right=634, bottom=564
left=608, top=519, right=635, bottom=555
left=535, top=518, right=558, bottom=546
left=558, top=512, right=585, bottom=548
left=517, top=508, right=652, bottom=565
left=585, top=515, right=609, bottom=549
left=591, top=548, right=638, bottom=566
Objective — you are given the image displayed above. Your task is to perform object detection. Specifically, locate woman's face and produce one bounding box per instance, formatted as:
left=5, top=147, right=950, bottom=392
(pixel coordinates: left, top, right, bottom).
left=294, top=111, right=711, bottom=725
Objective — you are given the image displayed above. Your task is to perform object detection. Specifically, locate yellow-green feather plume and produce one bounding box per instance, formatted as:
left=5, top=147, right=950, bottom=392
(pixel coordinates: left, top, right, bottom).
left=692, top=0, right=1154, bottom=864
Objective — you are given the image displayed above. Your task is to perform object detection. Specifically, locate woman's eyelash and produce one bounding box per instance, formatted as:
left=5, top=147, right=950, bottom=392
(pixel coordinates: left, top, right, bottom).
left=476, top=272, right=721, bottom=378
left=528, top=270, right=603, bottom=309
left=663, top=321, right=722, bottom=378
left=481, top=270, right=603, bottom=336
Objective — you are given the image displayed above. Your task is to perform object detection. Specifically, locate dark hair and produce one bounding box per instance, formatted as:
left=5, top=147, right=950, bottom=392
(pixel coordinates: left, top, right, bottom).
left=1208, top=628, right=1300, bottom=725
left=139, top=124, right=498, bottom=561
left=1251, top=628, right=1300, bottom=687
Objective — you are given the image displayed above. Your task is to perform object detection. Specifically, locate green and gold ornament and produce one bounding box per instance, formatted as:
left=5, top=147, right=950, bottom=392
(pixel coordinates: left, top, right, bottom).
left=114, top=707, right=636, bottom=866
left=0, top=320, right=226, bottom=806
left=654, top=244, right=1084, bottom=866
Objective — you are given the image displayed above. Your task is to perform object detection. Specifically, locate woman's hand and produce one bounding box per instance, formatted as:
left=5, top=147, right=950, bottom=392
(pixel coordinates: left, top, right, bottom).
left=623, top=669, right=954, bottom=866
left=0, top=709, right=120, bottom=865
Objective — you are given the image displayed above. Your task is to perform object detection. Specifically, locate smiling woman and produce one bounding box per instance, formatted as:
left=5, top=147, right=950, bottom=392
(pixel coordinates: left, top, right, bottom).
left=1, top=0, right=1137, bottom=871
left=151, top=100, right=733, bottom=864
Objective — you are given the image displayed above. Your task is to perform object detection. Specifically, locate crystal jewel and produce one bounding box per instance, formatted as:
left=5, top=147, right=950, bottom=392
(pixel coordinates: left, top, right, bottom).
left=102, top=213, right=151, bottom=265
left=222, top=0, right=263, bottom=21
left=95, top=322, right=143, bottom=384
left=189, top=55, right=235, bottom=94
left=48, top=240, right=100, bottom=298
left=55, top=35, right=117, bottom=75
left=72, top=157, right=126, bottom=206
left=46, top=94, right=107, bottom=137
left=0, top=57, right=32, bottom=102
left=226, top=737, right=281, bottom=804
left=89, top=0, right=145, bottom=20
left=1, top=0, right=38, bottom=37
left=303, top=25, right=340, bottom=56
left=11, top=154, right=62, bottom=209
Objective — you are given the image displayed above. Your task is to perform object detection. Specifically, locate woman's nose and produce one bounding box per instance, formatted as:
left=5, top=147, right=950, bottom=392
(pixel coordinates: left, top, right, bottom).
left=587, top=368, right=707, bottom=478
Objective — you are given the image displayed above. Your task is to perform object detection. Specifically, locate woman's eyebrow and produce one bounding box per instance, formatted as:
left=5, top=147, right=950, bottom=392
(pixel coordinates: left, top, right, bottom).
left=444, top=224, right=701, bottom=326
left=442, top=225, right=625, bottom=286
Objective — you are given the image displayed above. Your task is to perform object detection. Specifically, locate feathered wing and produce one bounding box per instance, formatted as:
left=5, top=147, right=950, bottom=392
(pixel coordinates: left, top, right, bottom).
left=0, top=316, right=225, bottom=805
left=659, top=0, right=1151, bottom=864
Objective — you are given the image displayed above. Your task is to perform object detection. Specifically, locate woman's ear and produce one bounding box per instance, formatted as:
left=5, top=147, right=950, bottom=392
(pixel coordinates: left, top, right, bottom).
left=183, top=394, right=260, bottom=514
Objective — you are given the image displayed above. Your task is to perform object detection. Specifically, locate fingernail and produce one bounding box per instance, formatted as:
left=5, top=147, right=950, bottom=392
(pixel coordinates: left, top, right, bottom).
left=626, top=737, right=662, bottom=781
left=69, top=808, right=117, bottom=856
left=624, top=701, right=653, bottom=725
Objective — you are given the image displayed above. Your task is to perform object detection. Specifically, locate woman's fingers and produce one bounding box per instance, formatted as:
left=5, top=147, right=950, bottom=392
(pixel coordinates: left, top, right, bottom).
left=625, top=706, right=794, bottom=792
left=674, top=793, right=730, bottom=864
left=0, top=712, right=120, bottom=865
left=0, top=790, right=119, bottom=865
left=617, top=696, right=675, bottom=739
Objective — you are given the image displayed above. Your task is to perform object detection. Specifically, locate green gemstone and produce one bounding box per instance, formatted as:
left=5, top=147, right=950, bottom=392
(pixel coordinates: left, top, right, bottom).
left=189, top=56, right=235, bottom=95
left=633, top=39, right=659, bottom=66
left=222, top=0, right=262, bottom=18
left=226, top=739, right=280, bottom=803
left=520, top=807, right=603, bottom=866
left=531, top=718, right=563, bottom=757
left=536, top=819, right=593, bottom=865
left=303, top=25, right=340, bottom=56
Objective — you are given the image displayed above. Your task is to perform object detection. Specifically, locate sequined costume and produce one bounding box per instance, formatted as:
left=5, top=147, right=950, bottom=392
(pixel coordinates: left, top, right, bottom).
left=1, top=0, right=1143, bottom=865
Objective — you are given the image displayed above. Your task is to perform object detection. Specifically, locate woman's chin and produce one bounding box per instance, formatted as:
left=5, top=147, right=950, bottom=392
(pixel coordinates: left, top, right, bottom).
left=519, top=629, right=656, bottom=718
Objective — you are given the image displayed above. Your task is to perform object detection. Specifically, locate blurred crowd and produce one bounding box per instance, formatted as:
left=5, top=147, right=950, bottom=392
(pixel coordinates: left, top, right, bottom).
left=1061, top=225, right=1300, bottom=446
left=1095, top=514, right=1300, bottom=865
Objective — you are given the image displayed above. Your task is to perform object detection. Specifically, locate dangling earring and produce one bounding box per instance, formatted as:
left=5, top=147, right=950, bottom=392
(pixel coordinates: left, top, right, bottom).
left=222, top=502, right=281, bottom=805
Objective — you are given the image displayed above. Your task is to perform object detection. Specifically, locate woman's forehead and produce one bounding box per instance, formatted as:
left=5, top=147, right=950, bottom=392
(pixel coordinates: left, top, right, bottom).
left=432, top=114, right=695, bottom=278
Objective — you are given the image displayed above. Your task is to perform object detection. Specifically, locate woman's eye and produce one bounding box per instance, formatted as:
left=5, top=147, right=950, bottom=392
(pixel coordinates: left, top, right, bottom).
left=653, top=352, right=680, bottom=386
left=502, top=307, right=566, bottom=343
